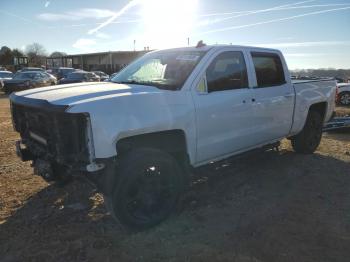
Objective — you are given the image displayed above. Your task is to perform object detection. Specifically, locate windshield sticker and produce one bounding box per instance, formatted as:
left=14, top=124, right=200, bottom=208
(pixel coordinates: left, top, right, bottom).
left=176, top=55, right=200, bottom=61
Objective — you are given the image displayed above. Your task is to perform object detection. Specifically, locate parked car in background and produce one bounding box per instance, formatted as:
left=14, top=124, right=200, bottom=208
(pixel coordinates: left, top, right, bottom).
left=337, top=83, right=350, bottom=105
left=93, top=71, right=109, bottom=81
left=105, top=72, right=119, bottom=82
left=58, top=71, right=100, bottom=84
left=51, top=67, right=72, bottom=79
left=51, top=67, right=76, bottom=80
left=0, top=70, right=14, bottom=89
left=20, top=67, right=45, bottom=72
left=45, top=72, right=58, bottom=85
left=3, top=71, right=55, bottom=94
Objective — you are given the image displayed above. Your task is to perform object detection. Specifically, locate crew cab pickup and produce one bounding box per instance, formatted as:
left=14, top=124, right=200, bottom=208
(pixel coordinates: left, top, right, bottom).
left=10, top=45, right=336, bottom=229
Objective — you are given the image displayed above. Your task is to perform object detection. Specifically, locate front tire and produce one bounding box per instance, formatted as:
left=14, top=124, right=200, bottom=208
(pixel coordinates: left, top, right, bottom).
left=291, top=110, right=323, bottom=154
left=107, top=148, right=185, bottom=230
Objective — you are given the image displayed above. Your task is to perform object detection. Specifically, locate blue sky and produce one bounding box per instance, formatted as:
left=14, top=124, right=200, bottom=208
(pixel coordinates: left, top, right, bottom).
left=0, top=0, right=349, bottom=69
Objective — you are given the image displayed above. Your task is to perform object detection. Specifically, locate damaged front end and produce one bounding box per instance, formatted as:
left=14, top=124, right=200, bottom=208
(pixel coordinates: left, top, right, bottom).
left=10, top=94, right=105, bottom=183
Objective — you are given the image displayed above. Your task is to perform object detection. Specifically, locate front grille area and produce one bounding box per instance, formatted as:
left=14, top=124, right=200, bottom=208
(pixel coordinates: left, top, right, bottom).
left=11, top=100, right=90, bottom=165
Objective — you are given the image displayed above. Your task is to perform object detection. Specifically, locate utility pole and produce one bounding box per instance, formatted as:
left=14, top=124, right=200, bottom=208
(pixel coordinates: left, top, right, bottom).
left=133, top=40, right=136, bottom=51
left=187, top=37, right=190, bottom=46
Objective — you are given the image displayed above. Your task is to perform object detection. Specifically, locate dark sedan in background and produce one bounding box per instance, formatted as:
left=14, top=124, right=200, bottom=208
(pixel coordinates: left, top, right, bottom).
left=50, top=67, right=76, bottom=80
left=2, top=71, right=56, bottom=94
left=58, top=71, right=100, bottom=84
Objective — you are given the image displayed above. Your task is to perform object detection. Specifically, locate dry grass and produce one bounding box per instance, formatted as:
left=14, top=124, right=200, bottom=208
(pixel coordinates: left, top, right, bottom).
left=0, top=94, right=350, bottom=262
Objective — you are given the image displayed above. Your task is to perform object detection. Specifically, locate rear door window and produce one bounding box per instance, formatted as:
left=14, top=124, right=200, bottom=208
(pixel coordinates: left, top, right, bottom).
left=251, top=52, right=286, bottom=87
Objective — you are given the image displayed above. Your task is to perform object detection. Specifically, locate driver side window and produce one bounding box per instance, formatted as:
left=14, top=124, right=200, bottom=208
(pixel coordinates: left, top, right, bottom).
left=206, top=51, right=248, bottom=92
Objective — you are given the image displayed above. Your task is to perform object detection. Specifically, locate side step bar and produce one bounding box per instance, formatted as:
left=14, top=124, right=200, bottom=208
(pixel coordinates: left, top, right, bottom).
left=323, top=116, right=350, bottom=132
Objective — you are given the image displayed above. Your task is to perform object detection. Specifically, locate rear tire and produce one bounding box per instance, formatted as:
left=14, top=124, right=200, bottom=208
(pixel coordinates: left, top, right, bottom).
left=291, top=110, right=323, bottom=154
left=106, top=148, right=185, bottom=230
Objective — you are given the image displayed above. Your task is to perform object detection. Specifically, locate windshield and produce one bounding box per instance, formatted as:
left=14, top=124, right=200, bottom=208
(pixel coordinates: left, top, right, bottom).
left=0, top=72, right=13, bottom=78
left=13, top=72, right=39, bottom=80
left=111, top=50, right=207, bottom=90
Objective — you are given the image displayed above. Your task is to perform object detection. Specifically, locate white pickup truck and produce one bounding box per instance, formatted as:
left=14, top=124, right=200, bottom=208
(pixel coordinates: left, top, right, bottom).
left=10, top=44, right=336, bottom=229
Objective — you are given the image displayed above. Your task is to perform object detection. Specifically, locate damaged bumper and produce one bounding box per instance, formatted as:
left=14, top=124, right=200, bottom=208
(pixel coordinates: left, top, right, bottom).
left=10, top=93, right=106, bottom=183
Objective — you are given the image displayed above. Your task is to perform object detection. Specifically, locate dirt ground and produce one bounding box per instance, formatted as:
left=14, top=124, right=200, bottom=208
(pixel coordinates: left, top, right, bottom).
left=0, top=93, right=350, bottom=262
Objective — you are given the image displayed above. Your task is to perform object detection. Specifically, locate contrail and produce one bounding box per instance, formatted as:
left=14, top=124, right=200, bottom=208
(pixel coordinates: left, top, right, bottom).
left=197, top=1, right=350, bottom=27
left=198, top=3, right=350, bottom=18
left=88, top=0, right=140, bottom=35
left=46, top=2, right=349, bottom=30
left=0, top=9, right=47, bottom=28
left=273, top=3, right=350, bottom=10
left=0, top=10, right=37, bottom=24
left=197, top=0, right=318, bottom=26
left=86, top=0, right=317, bottom=33
left=198, top=0, right=317, bottom=17
left=197, top=6, right=350, bottom=35
left=47, top=19, right=142, bottom=29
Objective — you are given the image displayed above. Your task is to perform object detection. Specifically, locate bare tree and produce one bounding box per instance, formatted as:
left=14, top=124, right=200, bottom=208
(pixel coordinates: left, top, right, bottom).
left=12, top=48, right=25, bottom=57
left=25, top=43, right=47, bottom=67
left=0, top=46, right=13, bottom=65
left=50, top=51, right=67, bottom=58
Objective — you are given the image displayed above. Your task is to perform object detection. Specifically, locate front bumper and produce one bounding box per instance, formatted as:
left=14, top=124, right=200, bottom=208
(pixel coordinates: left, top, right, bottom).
left=10, top=94, right=92, bottom=165
left=10, top=94, right=117, bottom=192
left=15, top=140, right=33, bottom=161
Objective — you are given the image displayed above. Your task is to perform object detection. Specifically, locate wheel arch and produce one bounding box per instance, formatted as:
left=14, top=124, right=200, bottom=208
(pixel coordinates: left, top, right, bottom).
left=308, top=101, right=327, bottom=122
left=115, top=129, right=192, bottom=169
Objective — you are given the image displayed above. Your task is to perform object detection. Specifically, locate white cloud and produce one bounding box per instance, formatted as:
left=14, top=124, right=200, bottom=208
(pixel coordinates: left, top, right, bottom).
left=45, top=1, right=50, bottom=8
left=37, top=8, right=116, bottom=21
left=72, top=38, right=96, bottom=51
left=95, top=32, right=111, bottom=39
left=275, top=36, right=295, bottom=41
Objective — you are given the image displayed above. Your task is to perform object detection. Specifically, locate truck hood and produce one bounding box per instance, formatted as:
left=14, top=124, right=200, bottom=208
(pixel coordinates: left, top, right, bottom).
left=12, top=82, right=162, bottom=106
